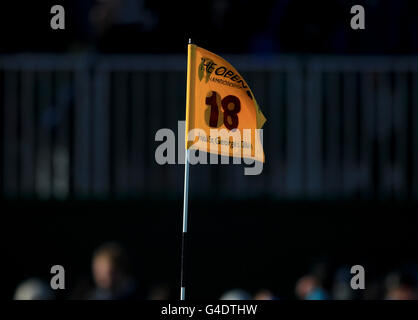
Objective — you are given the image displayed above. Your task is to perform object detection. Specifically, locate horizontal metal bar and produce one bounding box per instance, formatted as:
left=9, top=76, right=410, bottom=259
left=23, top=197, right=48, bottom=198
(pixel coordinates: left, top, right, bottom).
left=2, top=54, right=417, bottom=72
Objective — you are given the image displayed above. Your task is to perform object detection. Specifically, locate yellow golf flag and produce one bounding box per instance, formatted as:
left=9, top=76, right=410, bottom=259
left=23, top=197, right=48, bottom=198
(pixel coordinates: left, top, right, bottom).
left=185, top=44, right=266, bottom=163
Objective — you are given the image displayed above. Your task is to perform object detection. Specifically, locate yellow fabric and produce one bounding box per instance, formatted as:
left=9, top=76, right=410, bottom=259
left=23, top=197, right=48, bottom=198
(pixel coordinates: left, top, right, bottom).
left=185, top=44, right=266, bottom=162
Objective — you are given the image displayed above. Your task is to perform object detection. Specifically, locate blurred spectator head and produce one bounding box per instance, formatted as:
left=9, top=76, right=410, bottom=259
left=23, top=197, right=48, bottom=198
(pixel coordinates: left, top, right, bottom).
left=14, top=278, right=54, bottom=300
left=220, top=289, right=251, bottom=300
left=91, top=242, right=130, bottom=292
left=385, top=272, right=417, bottom=300
left=295, top=274, right=329, bottom=300
left=254, top=289, right=275, bottom=300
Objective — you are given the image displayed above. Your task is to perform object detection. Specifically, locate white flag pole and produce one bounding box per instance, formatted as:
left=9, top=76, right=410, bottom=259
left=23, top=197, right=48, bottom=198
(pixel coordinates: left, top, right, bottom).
left=180, top=148, right=190, bottom=300
left=180, top=38, right=193, bottom=300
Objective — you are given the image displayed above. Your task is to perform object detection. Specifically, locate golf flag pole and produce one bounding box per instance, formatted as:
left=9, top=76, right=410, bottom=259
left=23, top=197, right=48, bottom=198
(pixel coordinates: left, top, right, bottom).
left=180, top=38, right=267, bottom=300
left=180, top=38, right=193, bottom=300
left=180, top=148, right=189, bottom=300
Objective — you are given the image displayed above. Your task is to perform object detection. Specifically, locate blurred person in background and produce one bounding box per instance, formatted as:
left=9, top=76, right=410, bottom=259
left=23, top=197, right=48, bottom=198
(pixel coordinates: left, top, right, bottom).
left=295, top=274, right=329, bottom=300
left=14, top=278, right=55, bottom=300
left=253, top=289, right=276, bottom=300
left=89, top=242, right=139, bottom=300
left=384, top=271, right=417, bottom=300
left=220, top=289, right=252, bottom=300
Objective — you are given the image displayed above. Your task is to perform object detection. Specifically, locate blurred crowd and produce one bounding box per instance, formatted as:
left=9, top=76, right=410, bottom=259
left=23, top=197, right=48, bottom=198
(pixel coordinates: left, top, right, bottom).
left=13, top=242, right=418, bottom=300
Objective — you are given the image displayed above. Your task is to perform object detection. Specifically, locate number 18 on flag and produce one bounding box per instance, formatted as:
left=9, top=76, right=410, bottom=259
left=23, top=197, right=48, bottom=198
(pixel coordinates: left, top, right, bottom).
left=185, top=44, right=266, bottom=163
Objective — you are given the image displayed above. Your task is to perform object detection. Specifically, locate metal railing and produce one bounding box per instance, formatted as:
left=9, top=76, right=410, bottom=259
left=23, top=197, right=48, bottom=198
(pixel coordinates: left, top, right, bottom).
left=1, top=54, right=418, bottom=200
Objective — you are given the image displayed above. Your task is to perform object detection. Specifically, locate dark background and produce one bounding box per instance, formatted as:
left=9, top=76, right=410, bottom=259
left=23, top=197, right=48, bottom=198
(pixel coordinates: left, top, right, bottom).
left=3, top=199, right=418, bottom=299
left=2, top=0, right=418, bottom=55
left=1, top=0, right=418, bottom=300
